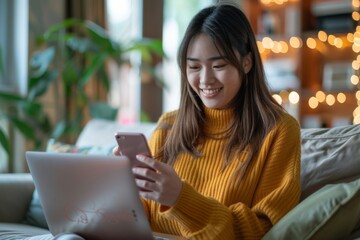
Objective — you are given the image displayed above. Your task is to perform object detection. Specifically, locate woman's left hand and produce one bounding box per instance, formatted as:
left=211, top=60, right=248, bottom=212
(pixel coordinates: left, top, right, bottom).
left=132, top=154, right=183, bottom=207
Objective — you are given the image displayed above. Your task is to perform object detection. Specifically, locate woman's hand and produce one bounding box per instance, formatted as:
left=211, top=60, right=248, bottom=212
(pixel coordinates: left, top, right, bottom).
left=113, top=146, right=121, bottom=156
left=133, top=154, right=183, bottom=207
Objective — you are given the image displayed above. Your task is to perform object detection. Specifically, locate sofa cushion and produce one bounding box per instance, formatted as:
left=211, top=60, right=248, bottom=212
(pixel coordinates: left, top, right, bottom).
left=0, top=174, right=35, bottom=223
left=24, top=190, right=48, bottom=229
left=262, top=177, right=360, bottom=240
left=75, top=119, right=157, bottom=148
left=300, top=124, right=360, bottom=200
left=0, top=223, right=50, bottom=240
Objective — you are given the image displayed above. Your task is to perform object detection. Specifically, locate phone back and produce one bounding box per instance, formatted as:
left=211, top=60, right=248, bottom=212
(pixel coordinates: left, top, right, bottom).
left=115, top=132, right=152, bottom=167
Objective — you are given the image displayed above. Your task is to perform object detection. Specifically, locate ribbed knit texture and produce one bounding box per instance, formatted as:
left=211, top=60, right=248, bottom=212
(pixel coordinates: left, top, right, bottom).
left=144, top=108, right=301, bottom=240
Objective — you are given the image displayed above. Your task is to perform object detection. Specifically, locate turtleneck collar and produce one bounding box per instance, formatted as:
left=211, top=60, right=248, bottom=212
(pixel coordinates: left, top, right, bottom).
left=203, top=107, right=233, bottom=134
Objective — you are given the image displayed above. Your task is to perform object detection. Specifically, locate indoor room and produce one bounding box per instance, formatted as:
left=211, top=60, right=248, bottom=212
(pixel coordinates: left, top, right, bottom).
left=0, top=0, right=360, bottom=239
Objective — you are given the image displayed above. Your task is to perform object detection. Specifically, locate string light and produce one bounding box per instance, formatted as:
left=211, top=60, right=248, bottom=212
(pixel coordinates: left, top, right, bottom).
left=272, top=94, right=282, bottom=105
left=309, top=97, right=319, bottom=109
left=258, top=0, right=360, bottom=124
left=337, top=93, right=347, bottom=103
left=315, top=91, right=326, bottom=102
left=325, top=94, right=336, bottom=106
left=289, top=91, right=300, bottom=104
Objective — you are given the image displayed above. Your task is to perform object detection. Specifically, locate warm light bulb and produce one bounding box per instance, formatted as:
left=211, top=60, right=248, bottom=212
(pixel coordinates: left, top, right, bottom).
left=353, top=44, right=360, bottom=53
left=348, top=33, right=354, bottom=43
left=354, top=32, right=360, bottom=46
left=289, top=37, right=302, bottom=48
left=352, top=0, right=360, bottom=8
left=308, top=97, right=319, bottom=109
left=257, top=41, right=265, bottom=54
left=289, top=91, right=300, bottom=104
left=356, top=90, right=360, bottom=100
left=351, top=75, right=360, bottom=85
left=353, top=12, right=360, bottom=21
left=354, top=106, right=360, bottom=117
left=328, top=35, right=336, bottom=45
left=318, top=31, right=327, bottom=42
left=315, top=90, right=326, bottom=102
left=353, top=115, right=360, bottom=125
left=279, top=90, right=289, bottom=101
left=262, top=37, right=274, bottom=49
left=306, top=38, right=317, bottom=49
left=337, top=92, right=346, bottom=103
left=326, top=94, right=336, bottom=106
left=334, top=38, right=343, bottom=48
left=280, top=41, right=289, bottom=53
left=272, top=94, right=282, bottom=105
left=271, top=41, right=282, bottom=53
left=352, top=60, right=360, bottom=70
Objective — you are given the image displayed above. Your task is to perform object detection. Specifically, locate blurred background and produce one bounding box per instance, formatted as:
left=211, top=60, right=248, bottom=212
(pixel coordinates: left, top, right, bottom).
left=0, top=0, right=359, bottom=172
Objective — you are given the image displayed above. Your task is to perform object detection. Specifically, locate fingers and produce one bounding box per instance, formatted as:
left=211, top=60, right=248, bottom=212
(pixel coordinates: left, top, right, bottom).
left=133, top=154, right=183, bottom=206
left=135, top=178, right=160, bottom=192
left=136, top=154, right=166, bottom=172
left=132, top=167, right=158, bottom=182
left=112, top=146, right=121, bottom=156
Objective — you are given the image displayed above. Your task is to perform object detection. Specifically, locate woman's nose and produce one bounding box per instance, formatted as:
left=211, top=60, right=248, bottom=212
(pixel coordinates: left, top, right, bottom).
left=200, top=68, right=215, bottom=85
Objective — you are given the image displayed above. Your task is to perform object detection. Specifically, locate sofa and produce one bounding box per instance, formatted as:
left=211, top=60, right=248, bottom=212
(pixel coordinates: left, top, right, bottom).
left=0, top=119, right=360, bottom=240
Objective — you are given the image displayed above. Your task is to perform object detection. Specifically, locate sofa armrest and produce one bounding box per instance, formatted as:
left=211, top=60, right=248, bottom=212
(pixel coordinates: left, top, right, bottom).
left=0, top=173, right=35, bottom=223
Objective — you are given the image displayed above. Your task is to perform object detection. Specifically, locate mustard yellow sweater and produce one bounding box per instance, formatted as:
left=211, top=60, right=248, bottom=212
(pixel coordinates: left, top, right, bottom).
left=144, top=107, right=301, bottom=240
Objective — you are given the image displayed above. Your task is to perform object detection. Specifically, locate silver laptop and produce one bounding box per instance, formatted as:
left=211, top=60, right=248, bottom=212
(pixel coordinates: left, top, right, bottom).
left=26, top=151, right=184, bottom=240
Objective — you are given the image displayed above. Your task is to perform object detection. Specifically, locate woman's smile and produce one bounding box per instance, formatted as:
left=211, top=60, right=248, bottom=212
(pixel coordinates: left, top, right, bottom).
left=200, top=87, right=223, bottom=98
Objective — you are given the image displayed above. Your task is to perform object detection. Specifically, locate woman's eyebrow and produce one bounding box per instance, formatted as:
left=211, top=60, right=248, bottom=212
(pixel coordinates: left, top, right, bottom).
left=186, top=56, right=227, bottom=61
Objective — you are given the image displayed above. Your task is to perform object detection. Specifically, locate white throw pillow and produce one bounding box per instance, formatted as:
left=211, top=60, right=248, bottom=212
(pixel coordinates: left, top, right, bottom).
left=300, top=124, right=360, bottom=200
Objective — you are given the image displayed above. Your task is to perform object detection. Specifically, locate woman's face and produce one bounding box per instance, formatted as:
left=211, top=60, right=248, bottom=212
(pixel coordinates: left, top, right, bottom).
left=186, top=33, right=242, bottom=109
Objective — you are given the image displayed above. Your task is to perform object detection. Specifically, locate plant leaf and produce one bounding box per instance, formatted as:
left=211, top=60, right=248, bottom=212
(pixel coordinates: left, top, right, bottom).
left=20, top=100, right=42, bottom=117
left=29, top=47, right=56, bottom=78
left=51, top=121, right=67, bottom=139
left=66, top=36, right=97, bottom=53
left=28, top=70, right=58, bottom=100
left=89, top=101, right=118, bottom=120
left=124, top=38, right=165, bottom=62
left=85, top=21, right=120, bottom=53
left=42, top=19, right=85, bottom=41
left=0, top=127, right=11, bottom=157
left=79, top=53, right=107, bottom=87
left=0, top=91, right=25, bottom=102
left=9, top=117, right=36, bottom=140
left=97, top=65, right=110, bottom=92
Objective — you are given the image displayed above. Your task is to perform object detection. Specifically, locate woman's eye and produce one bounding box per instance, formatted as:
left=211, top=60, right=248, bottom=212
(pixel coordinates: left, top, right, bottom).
left=188, top=66, right=199, bottom=70
left=213, top=64, right=226, bottom=69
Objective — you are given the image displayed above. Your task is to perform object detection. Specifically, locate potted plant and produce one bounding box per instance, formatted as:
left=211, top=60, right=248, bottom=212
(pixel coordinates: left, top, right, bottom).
left=0, top=19, right=164, bottom=168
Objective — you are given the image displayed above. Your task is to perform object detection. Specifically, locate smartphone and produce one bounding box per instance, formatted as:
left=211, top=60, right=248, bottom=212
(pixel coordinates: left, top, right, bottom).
left=114, top=132, right=153, bottom=169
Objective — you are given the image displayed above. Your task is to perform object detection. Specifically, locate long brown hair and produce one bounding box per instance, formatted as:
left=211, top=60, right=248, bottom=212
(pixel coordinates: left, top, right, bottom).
left=158, top=4, right=283, bottom=177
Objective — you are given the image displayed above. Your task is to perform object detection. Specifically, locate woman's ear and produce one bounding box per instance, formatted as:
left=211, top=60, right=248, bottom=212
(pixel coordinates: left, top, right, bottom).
left=242, top=53, right=253, bottom=74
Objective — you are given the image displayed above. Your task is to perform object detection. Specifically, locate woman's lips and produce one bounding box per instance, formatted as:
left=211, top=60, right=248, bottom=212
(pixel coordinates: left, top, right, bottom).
left=200, top=87, right=222, bottom=97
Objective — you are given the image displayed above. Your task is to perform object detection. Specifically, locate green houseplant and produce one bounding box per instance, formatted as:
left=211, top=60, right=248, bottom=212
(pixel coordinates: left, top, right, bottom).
left=0, top=19, right=163, bottom=166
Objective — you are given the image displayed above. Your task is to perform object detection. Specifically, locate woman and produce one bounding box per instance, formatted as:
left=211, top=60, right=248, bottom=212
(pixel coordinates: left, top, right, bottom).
left=115, top=3, right=301, bottom=240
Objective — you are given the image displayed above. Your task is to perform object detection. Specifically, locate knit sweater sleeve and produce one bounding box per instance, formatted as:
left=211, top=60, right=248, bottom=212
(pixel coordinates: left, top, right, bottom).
left=156, top=114, right=301, bottom=239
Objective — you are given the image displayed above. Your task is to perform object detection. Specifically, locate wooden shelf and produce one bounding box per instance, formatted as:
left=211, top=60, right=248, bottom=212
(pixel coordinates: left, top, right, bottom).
left=243, top=0, right=359, bottom=127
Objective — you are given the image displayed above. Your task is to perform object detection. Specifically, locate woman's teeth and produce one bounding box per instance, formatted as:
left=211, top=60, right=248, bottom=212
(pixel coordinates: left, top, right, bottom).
left=202, top=88, right=221, bottom=95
